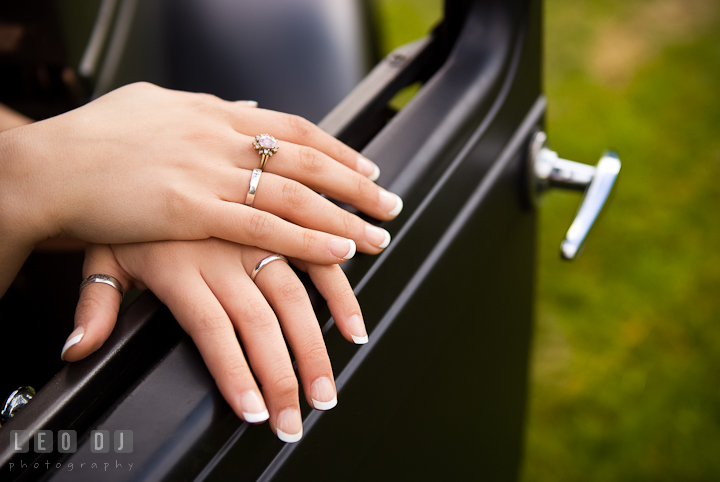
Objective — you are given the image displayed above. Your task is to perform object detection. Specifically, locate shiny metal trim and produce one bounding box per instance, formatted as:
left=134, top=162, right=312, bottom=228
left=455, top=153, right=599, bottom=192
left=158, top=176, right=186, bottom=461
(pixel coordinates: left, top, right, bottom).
left=79, top=273, right=124, bottom=297
left=78, top=0, right=119, bottom=78
left=0, top=387, right=36, bottom=424
left=561, top=151, right=620, bottom=259
left=245, top=169, right=263, bottom=207
left=251, top=254, right=289, bottom=281
left=530, top=131, right=621, bottom=260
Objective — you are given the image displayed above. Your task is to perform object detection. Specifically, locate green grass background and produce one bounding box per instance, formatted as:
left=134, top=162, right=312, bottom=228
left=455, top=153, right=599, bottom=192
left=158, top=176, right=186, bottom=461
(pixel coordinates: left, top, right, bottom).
left=372, top=0, right=720, bottom=479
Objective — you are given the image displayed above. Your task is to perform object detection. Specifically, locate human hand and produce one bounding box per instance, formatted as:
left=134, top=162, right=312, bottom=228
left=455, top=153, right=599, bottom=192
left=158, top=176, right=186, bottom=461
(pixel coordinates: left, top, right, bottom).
left=0, top=102, right=32, bottom=132
left=62, top=240, right=367, bottom=442
left=0, top=82, right=401, bottom=293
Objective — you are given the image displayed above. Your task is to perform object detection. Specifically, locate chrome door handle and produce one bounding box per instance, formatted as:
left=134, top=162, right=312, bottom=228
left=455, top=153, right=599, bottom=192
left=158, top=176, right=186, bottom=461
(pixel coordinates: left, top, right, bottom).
left=530, top=131, right=621, bottom=259
left=0, top=386, right=35, bottom=425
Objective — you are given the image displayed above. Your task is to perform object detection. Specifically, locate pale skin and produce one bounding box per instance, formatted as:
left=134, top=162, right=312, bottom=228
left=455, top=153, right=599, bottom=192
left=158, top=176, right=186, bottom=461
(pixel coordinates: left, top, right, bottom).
left=73, top=240, right=363, bottom=441
left=0, top=82, right=401, bottom=294
left=0, top=83, right=401, bottom=438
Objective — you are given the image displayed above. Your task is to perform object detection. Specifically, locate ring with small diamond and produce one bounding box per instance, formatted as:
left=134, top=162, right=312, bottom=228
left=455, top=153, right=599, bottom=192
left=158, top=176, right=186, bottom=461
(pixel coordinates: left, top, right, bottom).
left=253, top=134, right=279, bottom=170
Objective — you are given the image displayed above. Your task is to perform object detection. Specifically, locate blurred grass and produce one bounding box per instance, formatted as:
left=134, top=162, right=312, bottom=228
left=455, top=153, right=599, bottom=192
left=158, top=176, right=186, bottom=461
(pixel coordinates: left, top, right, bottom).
left=374, top=0, right=720, bottom=479
left=371, top=0, right=443, bottom=56
left=528, top=0, right=720, bottom=480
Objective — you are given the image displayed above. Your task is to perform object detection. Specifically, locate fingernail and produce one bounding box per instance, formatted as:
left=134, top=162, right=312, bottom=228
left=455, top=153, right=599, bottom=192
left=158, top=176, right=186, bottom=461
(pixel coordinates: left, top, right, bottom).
left=329, top=238, right=356, bottom=260
left=311, top=377, right=337, bottom=411
left=276, top=409, right=303, bottom=443
left=241, top=390, right=269, bottom=423
left=61, top=326, right=85, bottom=360
left=380, top=191, right=403, bottom=217
left=366, top=225, right=391, bottom=249
left=237, top=100, right=258, bottom=107
left=347, top=314, right=368, bottom=344
left=357, top=155, right=380, bottom=181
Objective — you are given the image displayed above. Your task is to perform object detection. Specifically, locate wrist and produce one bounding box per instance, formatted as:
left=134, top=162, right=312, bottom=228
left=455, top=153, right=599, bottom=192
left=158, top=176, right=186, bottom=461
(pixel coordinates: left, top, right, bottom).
left=0, top=125, right=58, bottom=248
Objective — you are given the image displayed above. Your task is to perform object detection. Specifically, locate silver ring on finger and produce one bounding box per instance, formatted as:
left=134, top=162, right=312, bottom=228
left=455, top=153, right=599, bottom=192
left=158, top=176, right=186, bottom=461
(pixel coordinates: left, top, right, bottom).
left=251, top=254, right=289, bottom=281
left=253, top=134, right=279, bottom=171
left=79, top=274, right=124, bottom=298
left=245, top=168, right=263, bottom=207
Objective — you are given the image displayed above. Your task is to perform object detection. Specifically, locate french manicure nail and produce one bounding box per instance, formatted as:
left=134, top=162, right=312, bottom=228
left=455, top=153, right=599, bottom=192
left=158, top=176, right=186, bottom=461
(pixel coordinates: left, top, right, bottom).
left=369, top=164, right=381, bottom=181
left=347, top=314, right=368, bottom=344
left=241, top=390, right=269, bottom=423
left=357, top=155, right=380, bottom=181
left=61, top=326, right=85, bottom=360
left=311, top=377, right=338, bottom=411
left=380, top=190, right=403, bottom=217
left=366, top=225, right=391, bottom=249
left=276, top=409, right=303, bottom=443
left=329, top=238, right=356, bottom=260
left=237, top=100, right=258, bottom=107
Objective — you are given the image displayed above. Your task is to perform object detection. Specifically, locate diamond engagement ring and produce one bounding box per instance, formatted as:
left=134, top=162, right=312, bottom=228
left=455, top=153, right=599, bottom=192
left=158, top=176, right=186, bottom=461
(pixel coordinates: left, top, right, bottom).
left=253, top=134, right=279, bottom=170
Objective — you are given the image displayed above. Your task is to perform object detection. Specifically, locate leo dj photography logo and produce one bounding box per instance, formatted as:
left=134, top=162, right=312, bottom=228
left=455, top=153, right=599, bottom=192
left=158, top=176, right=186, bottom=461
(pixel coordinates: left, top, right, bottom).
left=10, top=430, right=133, bottom=453
left=6, top=430, right=135, bottom=474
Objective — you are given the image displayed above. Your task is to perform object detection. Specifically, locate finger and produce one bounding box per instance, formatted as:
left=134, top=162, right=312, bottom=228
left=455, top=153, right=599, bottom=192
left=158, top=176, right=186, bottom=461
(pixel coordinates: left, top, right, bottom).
left=304, top=262, right=368, bottom=345
left=202, top=242, right=303, bottom=441
left=214, top=169, right=391, bottom=254
left=63, top=244, right=132, bottom=361
left=238, top=136, right=403, bottom=221
left=203, top=198, right=357, bottom=264
left=226, top=107, right=380, bottom=180
left=154, top=267, right=271, bottom=425
left=244, top=248, right=337, bottom=411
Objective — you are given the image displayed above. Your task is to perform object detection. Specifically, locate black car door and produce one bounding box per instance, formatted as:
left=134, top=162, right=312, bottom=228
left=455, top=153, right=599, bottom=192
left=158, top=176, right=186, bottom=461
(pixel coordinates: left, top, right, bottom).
left=1, top=1, right=545, bottom=480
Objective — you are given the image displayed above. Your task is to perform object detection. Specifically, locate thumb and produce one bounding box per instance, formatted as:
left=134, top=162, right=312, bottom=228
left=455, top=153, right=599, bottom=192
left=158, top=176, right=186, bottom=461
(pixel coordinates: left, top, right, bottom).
left=61, top=244, right=132, bottom=361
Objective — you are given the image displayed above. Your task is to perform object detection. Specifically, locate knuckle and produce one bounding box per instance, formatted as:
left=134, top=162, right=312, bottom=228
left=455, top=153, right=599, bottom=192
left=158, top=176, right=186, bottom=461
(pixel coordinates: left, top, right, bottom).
left=354, top=174, right=374, bottom=199
left=242, top=298, right=272, bottom=328
left=220, top=358, right=249, bottom=381
left=245, top=211, right=275, bottom=239
left=163, top=183, right=190, bottom=215
left=329, top=139, right=353, bottom=163
left=297, top=146, right=324, bottom=174
left=162, top=186, right=207, bottom=238
left=298, top=339, right=329, bottom=365
left=197, top=92, right=222, bottom=104
left=149, top=241, right=187, bottom=267
left=275, top=273, right=307, bottom=306
left=270, top=371, right=299, bottom=397
left=331, top=282, right=355, bottom=304
left=192, top=92, right=226, bottom=117
left=300, top=229, right=317, bottom=255
left=286, top=114, right=313, bottom=138
left=280, top=181, right=310, bottom=212
left=190, top=303, right=229, bottom=334
left=340, top=211, right=358, bottom=236
left=75, top=291, right=112, bottom=321
left=127, top=81, right=155, bottom=91
left=182, top=129, right=233, bottom=149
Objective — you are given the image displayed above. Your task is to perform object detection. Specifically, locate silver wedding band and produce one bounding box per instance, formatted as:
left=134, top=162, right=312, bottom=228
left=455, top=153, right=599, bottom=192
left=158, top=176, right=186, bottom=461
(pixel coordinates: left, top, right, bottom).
left=245, top=168, right=262, bottom=207
left=251, top=254, right=288, bottom=281
left=79, top=274, right=124, bottom=298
